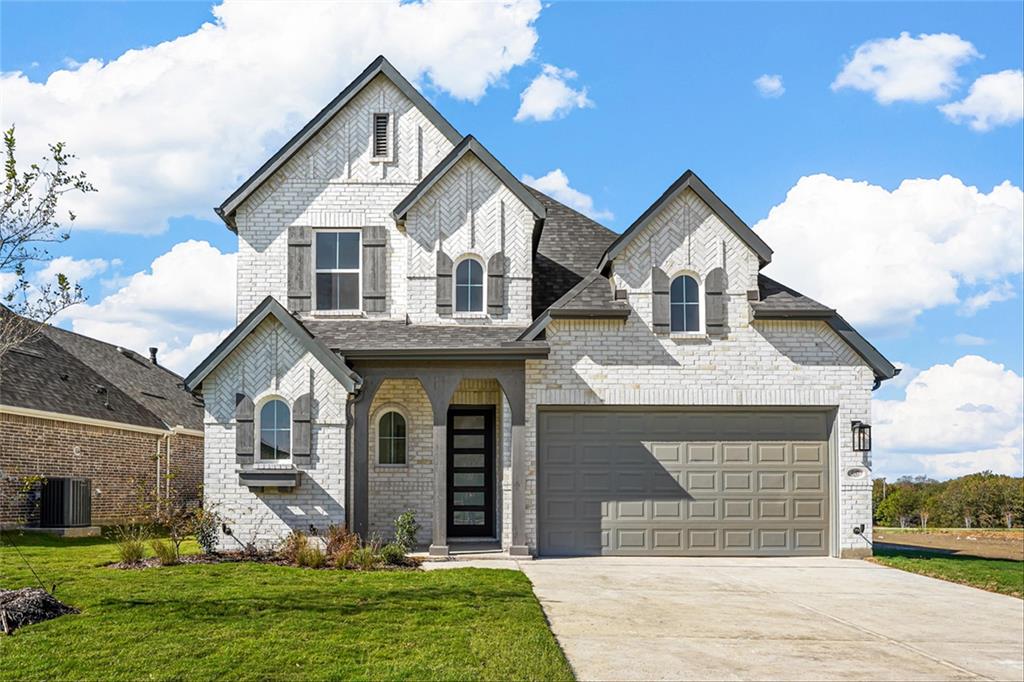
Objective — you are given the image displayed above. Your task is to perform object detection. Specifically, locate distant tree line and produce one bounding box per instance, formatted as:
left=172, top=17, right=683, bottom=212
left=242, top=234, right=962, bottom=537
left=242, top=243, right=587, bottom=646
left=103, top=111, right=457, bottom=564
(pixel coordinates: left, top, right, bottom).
left=873, top=472, right=1024, bottom=529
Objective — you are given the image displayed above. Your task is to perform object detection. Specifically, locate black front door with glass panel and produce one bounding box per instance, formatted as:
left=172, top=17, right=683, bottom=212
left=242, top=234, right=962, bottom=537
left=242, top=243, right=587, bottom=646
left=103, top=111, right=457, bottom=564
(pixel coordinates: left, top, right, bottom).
left=447, top=406, right=495, bottom=538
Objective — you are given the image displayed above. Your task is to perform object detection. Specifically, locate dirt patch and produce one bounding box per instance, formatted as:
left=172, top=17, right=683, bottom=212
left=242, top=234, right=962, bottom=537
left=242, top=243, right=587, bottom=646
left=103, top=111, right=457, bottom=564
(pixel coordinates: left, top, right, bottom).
left=0, top=588, right=78, bottom=635
left=874, top=528, right=1024, bottom=561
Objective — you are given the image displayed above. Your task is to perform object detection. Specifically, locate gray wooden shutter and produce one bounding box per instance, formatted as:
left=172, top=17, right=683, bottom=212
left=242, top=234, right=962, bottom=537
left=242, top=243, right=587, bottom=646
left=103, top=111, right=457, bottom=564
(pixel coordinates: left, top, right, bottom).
left=436, top=251, right=453, bottom=316
left=362, top=225, right=387, bottom=313
left=235, top=393, right=254, bottom=465
left=651, top=267, right=670, bottom=334
left=287, top=226, right=312, bottom=313
left=487, top=252, right=506, bottom=316
left=705, top=268, right=727, bottom=339
left=292, top=393, right=312, bottom=464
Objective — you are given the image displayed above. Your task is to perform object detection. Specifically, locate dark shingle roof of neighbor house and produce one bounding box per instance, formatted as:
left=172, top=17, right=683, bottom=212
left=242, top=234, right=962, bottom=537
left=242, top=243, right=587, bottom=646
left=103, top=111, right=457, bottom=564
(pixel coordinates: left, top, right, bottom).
left=305, top=319, right=547, bottom=360
left=0, top=320, right=204, bottom=431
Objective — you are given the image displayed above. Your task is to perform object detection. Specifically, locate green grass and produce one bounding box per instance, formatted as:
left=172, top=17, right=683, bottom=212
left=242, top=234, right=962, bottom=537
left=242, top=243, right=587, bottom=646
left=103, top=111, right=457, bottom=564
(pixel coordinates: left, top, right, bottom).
left=0, top=533, right=573, bottom=681
left=872, top=545, right=1024, bottom=598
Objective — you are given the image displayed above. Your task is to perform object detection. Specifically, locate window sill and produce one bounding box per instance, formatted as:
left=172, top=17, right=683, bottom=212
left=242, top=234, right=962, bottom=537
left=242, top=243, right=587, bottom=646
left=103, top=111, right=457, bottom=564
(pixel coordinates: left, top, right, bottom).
left=237, top=466, right=300, bottom=489
left=375, top=462, right=409, bottom=469
left=670, top=332, right=709, bottom=341
left=369, top=156, right=393, bottom=164
left=453, top=312, right=487, bottom=320
left=310, top=310, right=365, bottom=319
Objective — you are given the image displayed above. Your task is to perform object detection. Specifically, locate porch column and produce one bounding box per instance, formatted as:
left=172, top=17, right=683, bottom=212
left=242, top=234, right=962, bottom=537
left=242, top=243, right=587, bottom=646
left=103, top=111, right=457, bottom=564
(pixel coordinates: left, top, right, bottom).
left=497, top=368, right=529, bottom=557
left=351, top=376, right=382, bottom=539
left=422, top=372, right=460, bottom=557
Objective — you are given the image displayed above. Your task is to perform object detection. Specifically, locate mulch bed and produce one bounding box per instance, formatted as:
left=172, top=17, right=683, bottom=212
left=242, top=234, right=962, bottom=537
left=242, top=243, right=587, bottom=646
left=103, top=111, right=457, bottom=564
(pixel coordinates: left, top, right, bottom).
left=108, top=552, right=422, bottom=571
left=0, top=588, right=78, bottom=635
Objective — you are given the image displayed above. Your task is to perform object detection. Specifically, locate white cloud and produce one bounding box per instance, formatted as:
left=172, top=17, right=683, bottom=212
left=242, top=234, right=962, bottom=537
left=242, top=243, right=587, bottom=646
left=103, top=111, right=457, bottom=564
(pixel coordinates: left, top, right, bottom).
left=521, top=169, right=613, bottom=221
left=755, top=174, right=1023, bottom=330
left=873, top=355, right=1023, bottom=479
left=959, top=281, right=1017, bottom=316
left=514, top=64, right=594, bottom=122
left=54, top=240, right=236, bottom=376
left=952, top=333, right=988, bottom=346
left=36, top=256, right=109, bottom=286
left=2, top=0, right=542, bottom=234
left=831, top=32, right=979, bottom=104
left=754, top=74, right=785, bottom=98
left=940, top=69, right=1024, bottom=131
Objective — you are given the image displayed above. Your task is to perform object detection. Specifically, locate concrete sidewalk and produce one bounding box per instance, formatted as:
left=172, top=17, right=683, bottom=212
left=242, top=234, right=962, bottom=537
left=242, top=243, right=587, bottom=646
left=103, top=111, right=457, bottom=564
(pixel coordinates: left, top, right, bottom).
left=519, top=557, right=1024, bottom=681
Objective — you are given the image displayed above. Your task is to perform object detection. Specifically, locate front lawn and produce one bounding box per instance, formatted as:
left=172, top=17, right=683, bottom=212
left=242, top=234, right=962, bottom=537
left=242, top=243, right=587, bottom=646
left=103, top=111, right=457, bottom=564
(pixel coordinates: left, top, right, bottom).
left=0, top=533, right=573, bottom=681
left=871, top=544, right=1024, bottom=598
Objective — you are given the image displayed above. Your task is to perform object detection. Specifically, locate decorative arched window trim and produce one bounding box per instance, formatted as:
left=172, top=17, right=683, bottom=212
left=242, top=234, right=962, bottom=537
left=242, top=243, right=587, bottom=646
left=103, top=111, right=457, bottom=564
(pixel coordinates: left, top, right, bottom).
left=453, top=254, right=486, bottom=315
left=669, top=270, right=705, bottom=334
left=375, top=405, right=409, bottom=466
left=255, top=394, right=292, bottom=462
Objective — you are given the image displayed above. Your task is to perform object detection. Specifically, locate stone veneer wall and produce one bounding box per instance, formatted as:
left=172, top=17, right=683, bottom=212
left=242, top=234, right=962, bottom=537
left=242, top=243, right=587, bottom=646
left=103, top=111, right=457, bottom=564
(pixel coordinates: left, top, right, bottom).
left=202, top=317, right=349, bottom=550
left=0, top=412, right=203, bottom=527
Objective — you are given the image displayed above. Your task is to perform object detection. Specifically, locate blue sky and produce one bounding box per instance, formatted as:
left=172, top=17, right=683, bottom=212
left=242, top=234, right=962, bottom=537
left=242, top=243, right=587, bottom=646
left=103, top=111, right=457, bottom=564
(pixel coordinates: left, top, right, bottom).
left=2, top=1, right=1022, bottom=479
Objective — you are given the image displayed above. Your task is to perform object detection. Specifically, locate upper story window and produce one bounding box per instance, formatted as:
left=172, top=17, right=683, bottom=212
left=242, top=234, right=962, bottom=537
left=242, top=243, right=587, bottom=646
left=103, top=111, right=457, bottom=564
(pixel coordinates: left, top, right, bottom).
left=670, top=275, right=700, bottom=332
left=315, top=230, right=361, bottom=311
left=259, top=399, right=291, bottom=460
left=378, top=411, right=407, bottom=465
left=372, top=113, right=391, bottom=160
left=455, top=258, right=484, bottom=313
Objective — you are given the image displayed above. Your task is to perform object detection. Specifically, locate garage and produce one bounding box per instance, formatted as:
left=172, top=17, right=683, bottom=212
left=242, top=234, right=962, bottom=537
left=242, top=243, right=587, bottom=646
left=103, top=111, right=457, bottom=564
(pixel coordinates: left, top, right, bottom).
left=537, top=409, right=832, bottom=556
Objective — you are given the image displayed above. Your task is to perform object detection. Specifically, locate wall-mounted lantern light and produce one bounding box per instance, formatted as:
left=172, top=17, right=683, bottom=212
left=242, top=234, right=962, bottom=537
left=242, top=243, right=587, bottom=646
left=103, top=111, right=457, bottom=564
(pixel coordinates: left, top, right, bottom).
left=851, top=420, right=872, bottom=452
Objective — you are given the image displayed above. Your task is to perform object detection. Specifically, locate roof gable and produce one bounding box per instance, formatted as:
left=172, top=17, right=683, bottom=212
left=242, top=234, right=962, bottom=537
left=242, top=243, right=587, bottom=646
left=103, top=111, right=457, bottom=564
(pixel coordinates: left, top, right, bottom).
left=217, top=55, right=462, bottom=229
left=183, top=296, right=359, bottom=392
left=392, top=135, right=546, bottom=222
left=599, top=170, right=773, bottom=270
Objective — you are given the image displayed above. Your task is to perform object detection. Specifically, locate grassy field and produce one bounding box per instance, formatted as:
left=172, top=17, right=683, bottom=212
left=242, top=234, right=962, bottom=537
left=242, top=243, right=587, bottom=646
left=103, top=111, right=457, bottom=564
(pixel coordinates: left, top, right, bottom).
left=871, top=544, right=1024, bottom=598
left=0, top=533, right=573, bottom=681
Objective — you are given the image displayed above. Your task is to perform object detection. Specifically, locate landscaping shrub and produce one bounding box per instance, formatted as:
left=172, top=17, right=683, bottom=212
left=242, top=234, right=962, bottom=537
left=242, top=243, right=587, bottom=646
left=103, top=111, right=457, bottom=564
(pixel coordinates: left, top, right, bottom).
left=297, top=544, right=327, bottom=569
left=394, top=510, right=419, bottom=552
left=192, top=507, right=221, bottom=555
left=379, top=543, right=406, bottom=566
left=351, top=545, right=379, bottom=571
left=111, top=525, right=149, bottom=564
left=150, top=538, right=179, bottom=566
left=325, top=525, right=359, bottom=569
left=278, top=531, right=309, bottom=564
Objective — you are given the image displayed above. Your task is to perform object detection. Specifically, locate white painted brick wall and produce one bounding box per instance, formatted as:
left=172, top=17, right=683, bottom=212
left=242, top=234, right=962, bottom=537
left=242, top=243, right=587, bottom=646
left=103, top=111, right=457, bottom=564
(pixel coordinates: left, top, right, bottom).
left=202, top=317, right=349, bottom=550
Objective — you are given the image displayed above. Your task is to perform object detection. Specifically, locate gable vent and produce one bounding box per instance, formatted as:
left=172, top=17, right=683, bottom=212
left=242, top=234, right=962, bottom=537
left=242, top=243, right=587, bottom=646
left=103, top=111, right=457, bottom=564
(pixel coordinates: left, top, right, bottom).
left=373, top=113, right=389, bottom=158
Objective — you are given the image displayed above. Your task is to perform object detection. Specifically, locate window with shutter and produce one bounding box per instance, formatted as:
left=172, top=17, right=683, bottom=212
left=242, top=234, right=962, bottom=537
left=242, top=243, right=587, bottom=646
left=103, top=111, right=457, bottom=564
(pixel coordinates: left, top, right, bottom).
left=372, top=113, right=390, bottom=159
left=314, top=229, right=361, bottom=311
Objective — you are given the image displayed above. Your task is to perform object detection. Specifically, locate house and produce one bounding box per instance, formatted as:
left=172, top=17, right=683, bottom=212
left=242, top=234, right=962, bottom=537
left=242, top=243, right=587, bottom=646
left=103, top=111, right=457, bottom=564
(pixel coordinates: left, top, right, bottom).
left=185, top=56, right=896, bottom=559
left=0, top=318, right=204, bottom=528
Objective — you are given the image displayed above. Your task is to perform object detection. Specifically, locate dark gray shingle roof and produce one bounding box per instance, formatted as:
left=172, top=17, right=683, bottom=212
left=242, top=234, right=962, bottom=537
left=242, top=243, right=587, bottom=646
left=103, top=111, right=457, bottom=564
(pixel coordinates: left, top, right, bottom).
left=304, top=319, right=545, bottom=357
left=0, top=324, right=200, bottom=431
left=528, top=186, right=619, bottom=317
left=752, top=275, right=836, bottom=318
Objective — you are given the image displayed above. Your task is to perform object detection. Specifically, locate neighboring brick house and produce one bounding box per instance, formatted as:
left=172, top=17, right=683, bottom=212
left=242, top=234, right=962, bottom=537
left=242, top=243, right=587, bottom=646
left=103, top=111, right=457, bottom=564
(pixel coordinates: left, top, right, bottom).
left=186, top=56, right=896, bottom=558
left=0, top=319, right=204, bottom=527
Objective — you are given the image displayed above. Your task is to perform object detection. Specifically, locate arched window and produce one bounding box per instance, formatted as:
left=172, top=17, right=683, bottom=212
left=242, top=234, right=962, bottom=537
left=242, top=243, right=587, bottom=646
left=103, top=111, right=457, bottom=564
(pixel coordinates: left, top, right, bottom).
left=259, top=399, right=291, bottom=460
left=378, top=411, right=407, bottom=465
left=455, top=258, right=484, bottom=313
left=670, top=275, right=700, bottom=332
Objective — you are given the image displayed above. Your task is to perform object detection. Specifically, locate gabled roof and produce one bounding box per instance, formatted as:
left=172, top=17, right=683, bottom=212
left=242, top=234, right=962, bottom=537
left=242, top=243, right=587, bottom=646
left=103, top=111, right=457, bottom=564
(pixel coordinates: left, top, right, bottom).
left=519, top=270, right=631, bottom=341
left=598, top=170, right=773, bottom=271
left=751, top=275, right=897, bottom=383
left=183, top=296, right=360, bottom=392
left=216, top=55, right=462, bottom=230
left=1, top=311, right=203, bottom=431
left=392, top=135, right=546, bottom=223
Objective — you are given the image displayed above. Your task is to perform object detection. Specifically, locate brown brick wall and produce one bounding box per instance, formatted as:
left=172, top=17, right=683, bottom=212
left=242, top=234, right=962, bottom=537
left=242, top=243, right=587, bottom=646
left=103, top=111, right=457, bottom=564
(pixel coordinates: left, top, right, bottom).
left=0, top=413, right=203, bottom=527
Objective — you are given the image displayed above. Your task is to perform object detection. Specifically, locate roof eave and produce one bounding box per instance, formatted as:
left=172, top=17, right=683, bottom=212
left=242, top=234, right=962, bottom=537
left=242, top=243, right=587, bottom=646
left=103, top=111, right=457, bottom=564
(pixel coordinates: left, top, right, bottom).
left=218, top=55, right=462, bottom=226
left=548, top=308, right=631, bottom=320
left=337, top=345, right=550, bottom=361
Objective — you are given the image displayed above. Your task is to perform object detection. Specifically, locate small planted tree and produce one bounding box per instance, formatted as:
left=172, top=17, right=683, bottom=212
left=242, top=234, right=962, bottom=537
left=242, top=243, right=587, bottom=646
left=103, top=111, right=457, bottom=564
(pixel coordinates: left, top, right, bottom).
left=1, top=126, right=95, bottom=357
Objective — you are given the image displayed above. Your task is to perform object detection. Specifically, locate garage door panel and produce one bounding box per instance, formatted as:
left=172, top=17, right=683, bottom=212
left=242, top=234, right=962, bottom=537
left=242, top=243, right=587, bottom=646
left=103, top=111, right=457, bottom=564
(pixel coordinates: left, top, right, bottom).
left=538, top=410, right=830, bottom=557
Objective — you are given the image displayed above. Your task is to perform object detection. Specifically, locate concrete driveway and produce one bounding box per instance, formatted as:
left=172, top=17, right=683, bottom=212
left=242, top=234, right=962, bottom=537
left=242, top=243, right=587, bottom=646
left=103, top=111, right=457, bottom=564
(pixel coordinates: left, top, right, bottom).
left=520, top=557, right=1024, bottom=681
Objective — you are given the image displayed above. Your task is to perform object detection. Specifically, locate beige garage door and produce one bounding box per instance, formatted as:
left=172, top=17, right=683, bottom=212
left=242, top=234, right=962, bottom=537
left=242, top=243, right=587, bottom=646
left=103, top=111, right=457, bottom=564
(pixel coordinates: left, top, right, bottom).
left=537, top=409, right=831, bottom=556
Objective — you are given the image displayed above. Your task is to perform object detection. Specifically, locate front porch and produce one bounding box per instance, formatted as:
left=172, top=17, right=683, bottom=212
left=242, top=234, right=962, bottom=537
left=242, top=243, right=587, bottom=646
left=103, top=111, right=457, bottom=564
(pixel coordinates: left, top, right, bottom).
left=349, top=360, right=530, bottom=557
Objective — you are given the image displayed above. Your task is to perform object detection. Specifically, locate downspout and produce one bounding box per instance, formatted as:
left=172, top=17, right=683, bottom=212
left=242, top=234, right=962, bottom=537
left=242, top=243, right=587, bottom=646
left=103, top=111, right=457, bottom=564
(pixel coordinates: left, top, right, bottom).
left=164, top=432, right=172, bottom=501
left=155, top=437, right=162, bottom=516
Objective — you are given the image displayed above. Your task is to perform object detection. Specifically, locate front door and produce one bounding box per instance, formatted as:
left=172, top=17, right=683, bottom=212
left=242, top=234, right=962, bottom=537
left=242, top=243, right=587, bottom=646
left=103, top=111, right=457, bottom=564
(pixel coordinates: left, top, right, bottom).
left=447, top=406, right=495, bottom=538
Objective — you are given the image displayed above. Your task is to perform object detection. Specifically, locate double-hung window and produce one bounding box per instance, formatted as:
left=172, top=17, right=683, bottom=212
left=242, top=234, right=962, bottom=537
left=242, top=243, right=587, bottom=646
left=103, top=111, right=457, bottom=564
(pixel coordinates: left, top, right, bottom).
left=455, top=258, right=484, bottom=313
left=670, top=275, right=700, bottom=332
left=315, top=230, right=361, bottom=311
